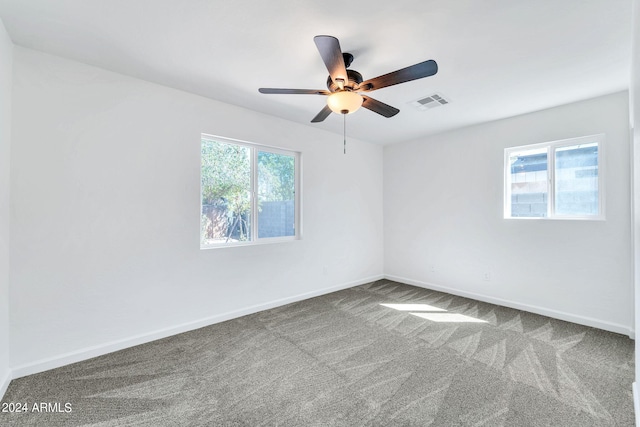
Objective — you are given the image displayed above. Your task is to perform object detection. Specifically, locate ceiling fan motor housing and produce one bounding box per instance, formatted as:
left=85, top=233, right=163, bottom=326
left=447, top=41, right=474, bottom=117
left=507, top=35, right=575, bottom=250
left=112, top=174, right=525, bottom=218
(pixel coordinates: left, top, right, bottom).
left=326, top=69, right=363, bottom=92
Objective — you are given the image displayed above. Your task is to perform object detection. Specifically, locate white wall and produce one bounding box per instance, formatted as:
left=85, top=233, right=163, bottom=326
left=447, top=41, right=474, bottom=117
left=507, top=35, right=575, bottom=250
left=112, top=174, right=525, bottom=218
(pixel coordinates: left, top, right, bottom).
left=384, top=91, right=633, bottom=335
left=0, top=18, right=12, bottom=397
left=9, top=47, right=383, bottom=372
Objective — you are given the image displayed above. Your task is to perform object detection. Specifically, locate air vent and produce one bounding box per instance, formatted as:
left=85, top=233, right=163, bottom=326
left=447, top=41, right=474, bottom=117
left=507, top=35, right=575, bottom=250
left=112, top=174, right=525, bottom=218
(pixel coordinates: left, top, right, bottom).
left=409, top=93, right=450, bottom=111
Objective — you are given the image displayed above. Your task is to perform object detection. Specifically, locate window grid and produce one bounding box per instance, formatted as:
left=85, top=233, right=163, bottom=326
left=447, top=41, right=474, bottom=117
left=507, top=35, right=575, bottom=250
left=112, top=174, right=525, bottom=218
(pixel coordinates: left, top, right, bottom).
left=504, top=134, right=604, bottom=220
left=200, top=134, right=301, bottom=248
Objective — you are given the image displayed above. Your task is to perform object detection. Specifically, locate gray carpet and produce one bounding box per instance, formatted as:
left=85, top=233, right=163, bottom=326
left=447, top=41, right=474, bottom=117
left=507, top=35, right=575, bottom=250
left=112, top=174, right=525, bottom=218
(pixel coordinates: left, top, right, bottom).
left=0, top=280, right=635, bottom=426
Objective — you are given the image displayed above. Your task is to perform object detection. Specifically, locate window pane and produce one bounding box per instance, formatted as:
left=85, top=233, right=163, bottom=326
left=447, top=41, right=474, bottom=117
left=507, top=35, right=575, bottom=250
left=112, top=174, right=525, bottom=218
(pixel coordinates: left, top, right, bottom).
left=258, top=151, right=295, bottom=238
left=509, top=148, right=548, bottom=217
left=201, top=139, right=252, bottom=245
left=554, top=143, right=598, bottom=216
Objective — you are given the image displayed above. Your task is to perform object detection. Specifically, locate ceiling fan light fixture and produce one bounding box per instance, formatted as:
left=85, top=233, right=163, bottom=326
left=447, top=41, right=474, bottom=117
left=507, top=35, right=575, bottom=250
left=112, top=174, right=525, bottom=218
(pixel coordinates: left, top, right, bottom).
left=327, top=90, right=363, bottom=114
left=259, top=35, right=437, bottom=123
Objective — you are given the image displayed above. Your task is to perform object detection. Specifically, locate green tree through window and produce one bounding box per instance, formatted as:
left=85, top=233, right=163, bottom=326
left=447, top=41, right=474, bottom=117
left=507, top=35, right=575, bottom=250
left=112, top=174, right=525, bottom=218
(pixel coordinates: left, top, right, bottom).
left=201, top=139, right=251, bottom=243
left=201, top=136, right=299, bottom=247
left=258, top=151, right=296, bottom=238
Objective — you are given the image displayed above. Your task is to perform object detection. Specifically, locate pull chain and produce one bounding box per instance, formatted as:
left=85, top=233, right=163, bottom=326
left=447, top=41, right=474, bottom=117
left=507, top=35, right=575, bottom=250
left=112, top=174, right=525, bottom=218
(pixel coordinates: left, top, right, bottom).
left=343, top=112, right=347, bottom=154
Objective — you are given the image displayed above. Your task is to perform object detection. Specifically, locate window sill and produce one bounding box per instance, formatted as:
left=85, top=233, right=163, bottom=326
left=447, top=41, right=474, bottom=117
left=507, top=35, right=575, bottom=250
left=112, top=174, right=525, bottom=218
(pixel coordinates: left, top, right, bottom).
left=200, top=236, right=300, bottom=250
left=504, top=216, right=605, bottom=221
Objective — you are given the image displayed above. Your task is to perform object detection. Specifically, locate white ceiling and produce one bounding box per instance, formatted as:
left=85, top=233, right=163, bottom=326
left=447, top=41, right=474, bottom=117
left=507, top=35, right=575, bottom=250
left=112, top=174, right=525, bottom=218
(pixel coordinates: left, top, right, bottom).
left=0, top=0, right=632, bottom=145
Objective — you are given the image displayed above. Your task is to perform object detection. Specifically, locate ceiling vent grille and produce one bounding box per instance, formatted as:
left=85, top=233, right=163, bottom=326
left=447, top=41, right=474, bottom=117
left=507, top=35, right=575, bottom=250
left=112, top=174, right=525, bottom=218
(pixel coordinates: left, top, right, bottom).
left=409, top=93, right=450, bottom=111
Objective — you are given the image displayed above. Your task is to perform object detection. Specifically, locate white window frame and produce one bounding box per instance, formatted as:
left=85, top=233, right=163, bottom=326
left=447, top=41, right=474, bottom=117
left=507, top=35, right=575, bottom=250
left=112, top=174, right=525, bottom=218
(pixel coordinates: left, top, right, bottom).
left=200, top=134, right=302, bottom=248
left=504, top=134, right=605, bottom=220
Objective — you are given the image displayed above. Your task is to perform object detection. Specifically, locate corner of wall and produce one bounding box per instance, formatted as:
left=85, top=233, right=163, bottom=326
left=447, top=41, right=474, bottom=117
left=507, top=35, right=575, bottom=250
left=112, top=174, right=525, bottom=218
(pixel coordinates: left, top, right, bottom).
left=0, top=15, right=13, bottom=401
left=0, top=370, right=10, bottom=400
left=632, top=0, right=640, bottom=400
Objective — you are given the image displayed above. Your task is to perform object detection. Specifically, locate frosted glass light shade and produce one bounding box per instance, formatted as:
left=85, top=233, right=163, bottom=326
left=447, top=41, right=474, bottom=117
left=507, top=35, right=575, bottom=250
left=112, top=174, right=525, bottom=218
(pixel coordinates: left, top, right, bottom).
left=327, top=91, right=363, bottom=114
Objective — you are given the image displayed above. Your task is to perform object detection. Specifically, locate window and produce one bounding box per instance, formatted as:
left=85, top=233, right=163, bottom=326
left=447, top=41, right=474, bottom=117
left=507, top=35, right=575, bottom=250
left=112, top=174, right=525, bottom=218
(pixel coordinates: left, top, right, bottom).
left=504, top=134, right=604, bottom=219
left=200, top=135, right=300, bottom=247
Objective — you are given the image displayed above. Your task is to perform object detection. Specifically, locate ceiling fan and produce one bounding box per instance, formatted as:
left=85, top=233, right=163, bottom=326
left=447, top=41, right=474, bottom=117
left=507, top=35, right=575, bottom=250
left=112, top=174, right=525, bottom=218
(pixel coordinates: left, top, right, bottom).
left=259, top=35, right=438, bottom=123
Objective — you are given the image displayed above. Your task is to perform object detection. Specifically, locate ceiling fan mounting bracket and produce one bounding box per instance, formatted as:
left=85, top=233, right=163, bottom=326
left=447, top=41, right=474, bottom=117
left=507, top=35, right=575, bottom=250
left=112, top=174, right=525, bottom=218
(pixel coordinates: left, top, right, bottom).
left=343, top=52, right=354, bottom=68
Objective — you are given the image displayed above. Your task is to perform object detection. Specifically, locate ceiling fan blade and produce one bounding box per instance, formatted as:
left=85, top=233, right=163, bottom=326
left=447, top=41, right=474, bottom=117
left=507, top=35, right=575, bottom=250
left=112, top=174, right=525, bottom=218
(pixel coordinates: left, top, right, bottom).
left=314, top=35, right=348, bottom=86
left=361, top=95, right=400, bottom=118
left=259, top=88, right=330, bottom=95
left=311, top=105, right=332, bottom=123
left=357, top=60, right=438, bottom=92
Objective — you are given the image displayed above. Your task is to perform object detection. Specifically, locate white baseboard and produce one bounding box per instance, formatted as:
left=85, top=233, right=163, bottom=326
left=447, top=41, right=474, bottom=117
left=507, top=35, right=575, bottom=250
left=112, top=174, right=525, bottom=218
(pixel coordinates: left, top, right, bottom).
left=384, top=275, right=634, bottom=337
left=11, top=272, right=630, bottom=383
left=634, top=382, right=639, bottom=427
left=0, top=368, right=11, bottom=401
left=11, top=274, right=384, bottom=380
